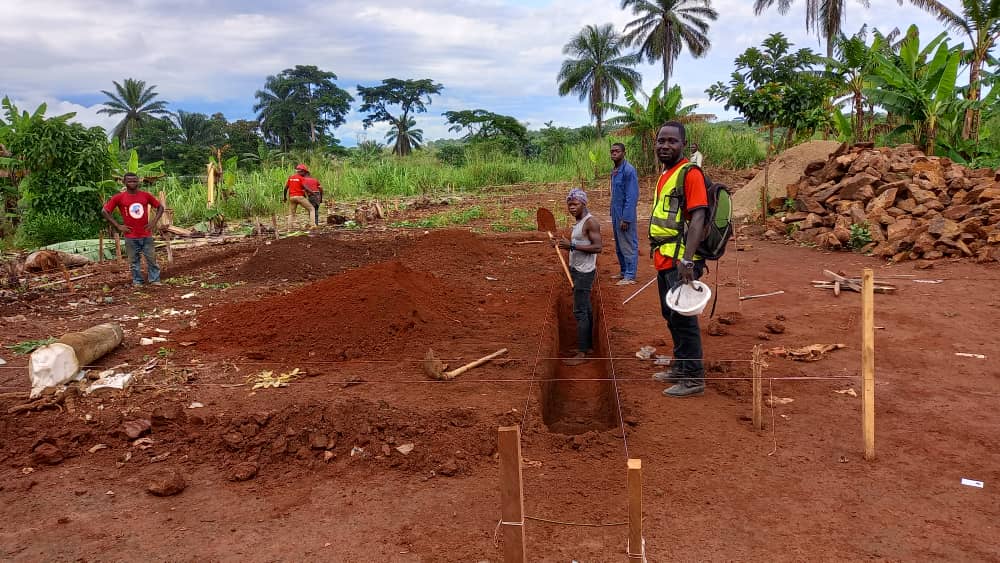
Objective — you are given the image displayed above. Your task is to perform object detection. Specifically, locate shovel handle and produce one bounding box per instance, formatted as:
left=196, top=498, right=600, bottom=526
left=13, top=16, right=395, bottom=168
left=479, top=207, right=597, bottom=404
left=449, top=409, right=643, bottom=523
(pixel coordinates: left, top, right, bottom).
left=546, top=231, right=574, bottom=289
left=443, top=348, right=509, bottom=380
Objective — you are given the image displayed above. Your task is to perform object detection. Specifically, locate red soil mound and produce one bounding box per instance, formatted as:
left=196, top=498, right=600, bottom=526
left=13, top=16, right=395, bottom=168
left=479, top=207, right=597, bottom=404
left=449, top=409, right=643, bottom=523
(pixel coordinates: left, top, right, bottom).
left=187, top=260, right=457, bottom=361
left=236, top=235, right=406, bottom=283
left=235, top=229, right=491, bottom=283
left=407, top=228, right=491, bottom=260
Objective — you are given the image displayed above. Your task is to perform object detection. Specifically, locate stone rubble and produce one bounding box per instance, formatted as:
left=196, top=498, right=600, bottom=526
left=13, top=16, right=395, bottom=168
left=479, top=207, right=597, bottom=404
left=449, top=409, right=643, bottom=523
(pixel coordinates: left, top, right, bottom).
left=767, top=142, right=1000, bottom=263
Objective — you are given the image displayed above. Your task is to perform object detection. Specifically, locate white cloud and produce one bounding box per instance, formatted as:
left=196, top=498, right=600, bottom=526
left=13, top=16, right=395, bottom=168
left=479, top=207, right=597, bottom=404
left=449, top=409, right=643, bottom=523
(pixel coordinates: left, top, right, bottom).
left=7, top=96, right=118, bottom=136
left=1, top=0, right=953, bottom=141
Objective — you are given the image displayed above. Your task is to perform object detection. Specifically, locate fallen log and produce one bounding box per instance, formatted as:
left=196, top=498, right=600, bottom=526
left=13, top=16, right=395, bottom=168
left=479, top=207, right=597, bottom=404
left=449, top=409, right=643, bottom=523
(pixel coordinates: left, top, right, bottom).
left=165, top=225, right=193, bottom=237
left=28, top=323, right=123, bottom=398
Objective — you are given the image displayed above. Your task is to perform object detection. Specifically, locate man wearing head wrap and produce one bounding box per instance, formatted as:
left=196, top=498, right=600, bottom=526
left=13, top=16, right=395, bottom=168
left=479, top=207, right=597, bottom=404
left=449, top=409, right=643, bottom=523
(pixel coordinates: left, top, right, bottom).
left=556, top=188, right=603, bottom=365
left=283, top=163, right=317, bottom=230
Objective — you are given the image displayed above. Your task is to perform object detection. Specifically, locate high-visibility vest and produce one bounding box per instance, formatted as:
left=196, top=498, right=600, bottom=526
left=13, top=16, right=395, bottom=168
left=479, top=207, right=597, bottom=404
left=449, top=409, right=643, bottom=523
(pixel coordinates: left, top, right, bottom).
left=649, top=163, right=696, bottom=261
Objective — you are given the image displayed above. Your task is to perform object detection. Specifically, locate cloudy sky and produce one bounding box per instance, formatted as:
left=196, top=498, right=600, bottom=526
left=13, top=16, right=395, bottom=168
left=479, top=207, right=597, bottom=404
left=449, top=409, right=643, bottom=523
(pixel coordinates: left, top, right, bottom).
left=2, top=0, right=951, bottom=146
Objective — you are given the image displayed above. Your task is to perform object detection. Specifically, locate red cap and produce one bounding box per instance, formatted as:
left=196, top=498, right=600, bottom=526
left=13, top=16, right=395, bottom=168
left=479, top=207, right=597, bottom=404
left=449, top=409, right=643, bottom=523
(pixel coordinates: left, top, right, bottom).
left=295, top=163, right=309, bottom=172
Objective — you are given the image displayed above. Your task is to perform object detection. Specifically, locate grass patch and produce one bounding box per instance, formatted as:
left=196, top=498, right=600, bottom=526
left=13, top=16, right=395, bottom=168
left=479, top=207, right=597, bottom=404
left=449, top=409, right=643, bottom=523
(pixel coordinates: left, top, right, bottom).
left=490, top=207, right=536, bottom=232
left=687, top=122, right=767, bottom=169
left=389, top=205, right=485, bottom=228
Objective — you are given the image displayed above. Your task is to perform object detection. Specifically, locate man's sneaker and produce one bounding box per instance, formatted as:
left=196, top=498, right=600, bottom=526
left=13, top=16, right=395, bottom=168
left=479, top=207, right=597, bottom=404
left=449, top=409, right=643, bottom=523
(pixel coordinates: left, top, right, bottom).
left=150, top=281, right=163, bottom=286
left=663, top=381, right=705, bottom=397
left=610, top=274, right=623, bottom=280
left=652, top=370, right=685, bottom=383
left=616, top=278, right=637, bottom=286
left=562, top=352, right=589, bottom=366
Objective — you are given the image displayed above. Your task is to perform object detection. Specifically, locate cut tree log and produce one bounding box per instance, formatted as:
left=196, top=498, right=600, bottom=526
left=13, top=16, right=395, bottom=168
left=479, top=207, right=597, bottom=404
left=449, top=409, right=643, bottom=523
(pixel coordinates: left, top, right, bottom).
left=165, top=225, right=193, bottom=237
left=28, top=323, right=124, bottom=398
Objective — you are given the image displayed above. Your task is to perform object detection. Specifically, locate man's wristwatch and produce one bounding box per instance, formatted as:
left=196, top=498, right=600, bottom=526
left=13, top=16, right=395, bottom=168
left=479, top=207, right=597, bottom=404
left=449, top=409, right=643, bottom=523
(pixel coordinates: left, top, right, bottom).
left=680, top=259, right=695, bottom=269
left=570, top=242, right=576, bottom=251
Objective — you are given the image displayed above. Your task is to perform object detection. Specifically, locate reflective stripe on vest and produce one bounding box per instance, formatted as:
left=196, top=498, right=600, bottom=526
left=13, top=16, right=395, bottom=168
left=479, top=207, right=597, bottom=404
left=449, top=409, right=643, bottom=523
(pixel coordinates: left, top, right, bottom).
left=649, top=163, right=692, bottom=260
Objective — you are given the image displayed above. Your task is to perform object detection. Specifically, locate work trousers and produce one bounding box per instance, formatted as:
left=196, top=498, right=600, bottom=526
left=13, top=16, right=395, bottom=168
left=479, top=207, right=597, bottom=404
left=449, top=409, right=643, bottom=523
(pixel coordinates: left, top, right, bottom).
left=287, top=196, right=315, bottom=229
left=611, top=214, right=638, bottom=279
left=656, top=262, right=706, bottom=379
left=124, top=237, right=160, bottom=285
left=570, top=268, right=596, bottom=353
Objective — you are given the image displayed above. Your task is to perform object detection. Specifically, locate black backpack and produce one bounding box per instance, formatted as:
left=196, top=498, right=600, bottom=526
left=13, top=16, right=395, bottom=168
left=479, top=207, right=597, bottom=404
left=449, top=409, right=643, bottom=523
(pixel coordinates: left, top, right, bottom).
left=676, top=164, right=734, bottom=261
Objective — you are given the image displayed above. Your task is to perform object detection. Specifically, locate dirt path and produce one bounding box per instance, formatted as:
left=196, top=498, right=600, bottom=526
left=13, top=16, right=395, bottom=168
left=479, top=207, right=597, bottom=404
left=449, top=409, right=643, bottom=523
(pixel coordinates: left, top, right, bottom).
left=1, top=186, right=998, bottom=561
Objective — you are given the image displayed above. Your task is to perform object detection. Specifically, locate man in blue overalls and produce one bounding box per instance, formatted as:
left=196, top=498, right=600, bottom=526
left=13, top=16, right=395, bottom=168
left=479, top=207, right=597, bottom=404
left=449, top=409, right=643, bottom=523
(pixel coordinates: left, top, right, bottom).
left=609, top=143, right=639, bottom=285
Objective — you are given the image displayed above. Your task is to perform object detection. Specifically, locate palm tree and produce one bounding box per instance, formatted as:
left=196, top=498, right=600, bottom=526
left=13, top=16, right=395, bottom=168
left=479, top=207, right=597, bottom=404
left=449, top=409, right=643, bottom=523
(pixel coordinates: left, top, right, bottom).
left=557, top=23, right=642, bottom=137
left=385, top=116, right=423, bottom=155
left=909, top=0, right=1000, bottom=140
left=253, top=79, right=296, bottom=151
left=98, top=79, right=171, bottom=148
left=752, top=0, right=873, bottom=58
left=172, top=111, right=224, bottom=147
left=828, top=28, right=888, bottom=141
left=620, top=0, right=718, bottom=90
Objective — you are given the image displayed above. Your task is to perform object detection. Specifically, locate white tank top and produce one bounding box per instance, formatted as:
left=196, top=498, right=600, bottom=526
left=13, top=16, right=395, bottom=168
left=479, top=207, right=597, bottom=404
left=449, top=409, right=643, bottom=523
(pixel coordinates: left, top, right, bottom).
left=569, top=212, right=597, bottom=273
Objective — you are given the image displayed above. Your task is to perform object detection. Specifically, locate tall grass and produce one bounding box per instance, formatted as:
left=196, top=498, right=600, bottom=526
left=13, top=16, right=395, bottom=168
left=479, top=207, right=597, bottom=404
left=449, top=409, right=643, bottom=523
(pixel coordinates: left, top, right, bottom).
left=687, top=122, right=766, bottom=169
left=161, top=124, right=766, bottom=227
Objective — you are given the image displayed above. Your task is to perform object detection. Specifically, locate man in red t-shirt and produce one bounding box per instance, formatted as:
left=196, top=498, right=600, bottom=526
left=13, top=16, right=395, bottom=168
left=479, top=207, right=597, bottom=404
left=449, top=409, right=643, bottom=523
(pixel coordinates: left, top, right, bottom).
left=101, top=172, right=165, bottom=286
left=283, top=164, right=316, bottom=229
left=649, top=121, right=709, bottom=397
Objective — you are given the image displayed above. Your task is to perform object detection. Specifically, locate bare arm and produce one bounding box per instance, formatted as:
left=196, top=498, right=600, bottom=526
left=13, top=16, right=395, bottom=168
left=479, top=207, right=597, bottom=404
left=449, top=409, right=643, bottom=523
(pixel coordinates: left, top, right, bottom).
left=682, top=208, right=706, bottom=262
left=559, top=217, right=603, bottom=253
left=679, top=208, right=707, bottom=283
left=101, top=206, right=130, bottom=234
left=149, top=204, right=165, bottom=233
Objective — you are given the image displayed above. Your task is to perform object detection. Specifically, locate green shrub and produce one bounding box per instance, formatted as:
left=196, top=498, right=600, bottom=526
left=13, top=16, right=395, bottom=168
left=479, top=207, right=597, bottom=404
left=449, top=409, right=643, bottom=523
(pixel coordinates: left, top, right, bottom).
left=436, top=144, right=466, bottom=167
left=16, top=212, right=100, bottom=247
left=849, top=222, right=873, bottom=250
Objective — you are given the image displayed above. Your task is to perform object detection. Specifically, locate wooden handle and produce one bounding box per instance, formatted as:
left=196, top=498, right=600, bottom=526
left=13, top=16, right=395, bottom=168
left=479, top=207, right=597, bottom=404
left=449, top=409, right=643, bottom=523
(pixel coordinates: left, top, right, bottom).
left=443, top=348, right=508, bottom=380
left=545, top=231, right=574, bottom=289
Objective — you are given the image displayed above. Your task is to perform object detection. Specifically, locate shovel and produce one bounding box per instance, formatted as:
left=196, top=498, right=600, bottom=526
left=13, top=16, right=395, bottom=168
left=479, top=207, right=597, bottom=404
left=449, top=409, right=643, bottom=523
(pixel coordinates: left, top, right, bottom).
left=536, top=208, right=574, bottom=288
left=423, top=348, right=508, bottom=380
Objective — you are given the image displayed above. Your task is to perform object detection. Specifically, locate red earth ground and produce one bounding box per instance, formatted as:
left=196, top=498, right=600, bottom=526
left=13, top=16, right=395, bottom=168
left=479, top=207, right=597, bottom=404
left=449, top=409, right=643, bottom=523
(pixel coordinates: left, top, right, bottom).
left=1, top=181, right=998, bottom=561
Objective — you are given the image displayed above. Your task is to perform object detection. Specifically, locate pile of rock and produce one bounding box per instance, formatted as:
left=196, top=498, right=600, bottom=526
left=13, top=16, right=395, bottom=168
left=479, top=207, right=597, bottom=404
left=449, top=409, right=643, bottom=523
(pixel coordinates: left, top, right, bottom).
left=766, top=142, right=1000, bottom=262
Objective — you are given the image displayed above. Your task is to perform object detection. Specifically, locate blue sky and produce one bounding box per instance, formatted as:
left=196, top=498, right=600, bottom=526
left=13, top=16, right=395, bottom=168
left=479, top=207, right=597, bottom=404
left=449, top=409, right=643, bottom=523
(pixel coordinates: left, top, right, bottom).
left=1, top=0, right=951, bottom=146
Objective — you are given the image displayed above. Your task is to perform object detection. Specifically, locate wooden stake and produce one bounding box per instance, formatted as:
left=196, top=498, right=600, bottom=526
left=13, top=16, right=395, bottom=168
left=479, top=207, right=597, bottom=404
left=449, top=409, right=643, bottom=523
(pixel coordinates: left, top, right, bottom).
left=271, top=214, right=280, bottom=240
left=752, top=345, right=763, bottom=431
left=498, top=426, right=526, bottom=563
left=159, top=190, right=174, bottom=264
left=627, top=459, right=643, bottom=563
left=112, top=229, right=122, bottom=261
left=98, top=229, right=104, bottom=263
left=862, top=268, right=876, bottom=461
left=206, top=162, right=216, bottom=208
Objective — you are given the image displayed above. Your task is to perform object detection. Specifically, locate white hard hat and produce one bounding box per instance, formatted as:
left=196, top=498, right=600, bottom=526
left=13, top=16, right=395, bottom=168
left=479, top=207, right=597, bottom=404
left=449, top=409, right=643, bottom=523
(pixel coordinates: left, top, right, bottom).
left=665, top=281, right=712, bottom=316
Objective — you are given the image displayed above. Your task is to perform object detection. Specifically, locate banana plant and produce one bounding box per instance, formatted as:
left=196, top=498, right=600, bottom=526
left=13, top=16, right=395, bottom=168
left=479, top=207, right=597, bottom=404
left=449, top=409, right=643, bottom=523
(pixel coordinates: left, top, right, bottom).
left=864, top=25, right=962, bottom=155
left=603, top=83, right=699, bottom=172
left=107, top=142, right=165, bottom=181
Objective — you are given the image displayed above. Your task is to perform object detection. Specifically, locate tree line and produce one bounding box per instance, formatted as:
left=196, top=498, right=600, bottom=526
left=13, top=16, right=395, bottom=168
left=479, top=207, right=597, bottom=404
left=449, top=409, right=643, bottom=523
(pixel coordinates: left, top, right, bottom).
left=559, top=0, right=1000, bottom=166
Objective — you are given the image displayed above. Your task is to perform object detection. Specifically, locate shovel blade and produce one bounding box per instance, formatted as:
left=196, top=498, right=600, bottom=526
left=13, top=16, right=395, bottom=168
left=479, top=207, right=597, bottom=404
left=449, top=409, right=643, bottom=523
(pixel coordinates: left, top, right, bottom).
left=536, top=208, right=557, bottom=233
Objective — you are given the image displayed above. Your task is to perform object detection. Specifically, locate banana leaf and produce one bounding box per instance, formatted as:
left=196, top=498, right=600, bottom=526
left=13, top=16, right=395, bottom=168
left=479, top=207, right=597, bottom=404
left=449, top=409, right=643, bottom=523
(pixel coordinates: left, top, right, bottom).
left=42, top=239, right=116, bottom=261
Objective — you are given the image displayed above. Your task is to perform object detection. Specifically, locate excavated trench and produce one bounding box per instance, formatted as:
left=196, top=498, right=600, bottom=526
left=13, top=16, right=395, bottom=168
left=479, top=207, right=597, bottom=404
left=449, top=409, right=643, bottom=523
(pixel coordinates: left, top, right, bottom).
left=540, top=282, right=617, bottom=435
